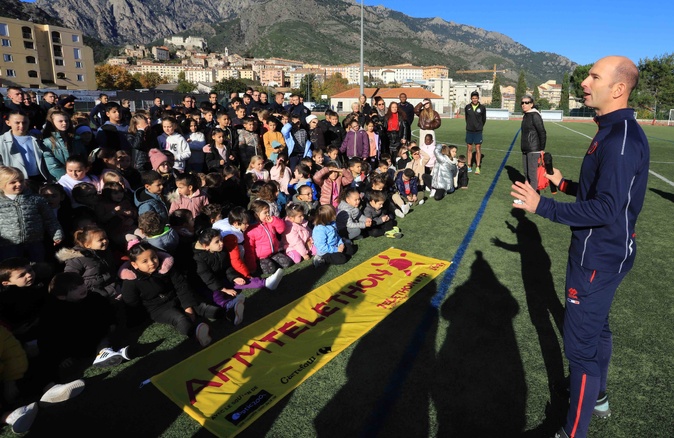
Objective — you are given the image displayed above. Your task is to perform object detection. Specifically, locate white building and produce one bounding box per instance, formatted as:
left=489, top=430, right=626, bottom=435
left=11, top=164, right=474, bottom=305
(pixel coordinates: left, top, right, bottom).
left=163, top=36, right=207, bottom=50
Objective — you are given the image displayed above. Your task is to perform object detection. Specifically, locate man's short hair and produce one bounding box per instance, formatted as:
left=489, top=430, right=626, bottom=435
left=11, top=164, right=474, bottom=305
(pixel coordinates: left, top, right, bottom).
left=471, top=91, right=479, bottom=98
left=104, top=102, right=121, bottom=113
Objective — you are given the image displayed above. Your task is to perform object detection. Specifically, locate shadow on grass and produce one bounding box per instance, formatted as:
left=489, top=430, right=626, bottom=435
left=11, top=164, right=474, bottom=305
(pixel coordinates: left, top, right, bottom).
left=492, top=209, right=567, bottom=436
left=434, top=251, right=527, bottom=436
left=505, top=165, right=525, bottom=184
left=649, top=187, right=674, bottom=203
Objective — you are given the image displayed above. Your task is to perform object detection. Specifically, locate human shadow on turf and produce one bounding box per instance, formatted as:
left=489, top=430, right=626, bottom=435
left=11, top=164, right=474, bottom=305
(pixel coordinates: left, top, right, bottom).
left=649, top=187, right=674, bottom=204
left=312, top=273, right=438, bottom=438
left=432, top=251, right=527, bottom=437
left=505, top=165, right=526, bottom=184
left=491, top=209, right=567, bottom=435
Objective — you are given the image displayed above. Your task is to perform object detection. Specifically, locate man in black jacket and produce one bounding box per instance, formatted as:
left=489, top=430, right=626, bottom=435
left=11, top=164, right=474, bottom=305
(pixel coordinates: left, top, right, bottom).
left=464, top=91, right=487, bottom=174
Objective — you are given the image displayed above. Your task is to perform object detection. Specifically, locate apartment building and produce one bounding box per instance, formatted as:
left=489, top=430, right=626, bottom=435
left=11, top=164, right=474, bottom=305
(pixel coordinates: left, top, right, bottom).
left=0, top=17, right=95, bottom=90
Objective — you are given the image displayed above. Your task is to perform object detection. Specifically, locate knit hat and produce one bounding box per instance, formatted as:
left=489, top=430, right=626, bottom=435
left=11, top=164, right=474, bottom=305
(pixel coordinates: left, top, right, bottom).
left=306, top=115, right=318, bottom=124
left=148, top=148, right=168, bottom=170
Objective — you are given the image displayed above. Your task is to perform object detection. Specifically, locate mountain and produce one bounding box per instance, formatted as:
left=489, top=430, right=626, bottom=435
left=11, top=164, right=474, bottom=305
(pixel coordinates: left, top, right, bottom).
left=29, top=0, right=575, bottom=83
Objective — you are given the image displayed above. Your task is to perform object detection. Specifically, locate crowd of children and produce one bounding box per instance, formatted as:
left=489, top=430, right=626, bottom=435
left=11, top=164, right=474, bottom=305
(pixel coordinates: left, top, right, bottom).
left=0, top=90, right=469, bottom=433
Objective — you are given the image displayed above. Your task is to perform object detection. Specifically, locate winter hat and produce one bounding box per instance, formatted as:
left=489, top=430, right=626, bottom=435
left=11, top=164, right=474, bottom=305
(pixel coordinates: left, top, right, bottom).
left=305, top=115, right=318, bottom=124
left=149, top=148, right=168, bottom=170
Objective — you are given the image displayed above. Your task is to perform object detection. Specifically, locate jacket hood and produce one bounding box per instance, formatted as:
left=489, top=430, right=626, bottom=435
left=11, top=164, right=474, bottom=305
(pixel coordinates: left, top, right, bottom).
left=56, top=247, right=83, bottom=262
left=118, top=250, right=174, bottom=280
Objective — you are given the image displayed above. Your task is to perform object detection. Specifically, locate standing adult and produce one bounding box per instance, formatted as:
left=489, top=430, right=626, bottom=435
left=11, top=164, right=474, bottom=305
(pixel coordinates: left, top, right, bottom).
left=464, top=91, right=486, bottom=174
left=258, top=92, right=271, bottom=110
left=285, top=94, right=310, bottom=120
left=511, top=56, right=648, bottom=438
left=414, top=99, right=441, bottom=143
left=384, top=101, right=407, bottom=156
left=398, top=93, right=415, bottom=143
left=270, top=92, right=285, bottom=114
left=208, top=92, right=225, bottom=113
left=519, top=94, right=546, bottom=191
left=39, top=92, right=58, bottom=115
left=182, top=95, right=195, bottom=110
left=358, top=94, right=372, bottom=118
left=149, top=97, right=163, bottom=122
left=89, top=93, right=109, bottom=129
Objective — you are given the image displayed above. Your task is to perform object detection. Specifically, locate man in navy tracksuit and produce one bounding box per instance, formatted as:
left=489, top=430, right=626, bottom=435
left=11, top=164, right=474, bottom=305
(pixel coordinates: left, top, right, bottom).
left=511, top=56, right=649, bottom=438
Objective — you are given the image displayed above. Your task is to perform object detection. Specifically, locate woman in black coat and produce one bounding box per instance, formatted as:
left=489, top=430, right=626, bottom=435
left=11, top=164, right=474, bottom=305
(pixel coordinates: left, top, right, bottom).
left=520, top=94, right=547, bottom=191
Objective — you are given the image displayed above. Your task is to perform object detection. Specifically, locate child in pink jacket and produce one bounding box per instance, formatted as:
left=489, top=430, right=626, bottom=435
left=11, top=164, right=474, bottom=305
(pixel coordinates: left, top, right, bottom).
left=244, top=200, right=293, bottom=275
left=312, top=161, right=354, bottom=208
left=169, top=173, right=209, bottom=218
left=282, top=203, right=314, bottom=263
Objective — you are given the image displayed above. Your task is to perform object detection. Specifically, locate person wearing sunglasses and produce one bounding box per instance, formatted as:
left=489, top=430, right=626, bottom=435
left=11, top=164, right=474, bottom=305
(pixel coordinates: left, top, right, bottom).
left=519, top=94, right=546, bottom=192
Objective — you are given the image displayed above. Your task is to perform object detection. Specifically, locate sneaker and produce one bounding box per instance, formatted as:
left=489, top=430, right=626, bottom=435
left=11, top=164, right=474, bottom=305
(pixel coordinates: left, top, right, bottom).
left=6, top=402, right=38, bottom=434
left=118, top=346, right=131, bottom=361
left=195, top=322, right=211, bottom=347
left=92, top=347, right=124, bottom=367
left=265, top=268, right=284, bottom=290
left=553, top=428, right=570, bottom=438
left=593, top=394, right=611, bottom=418
left=401, top=204, right=411, bottom=215
left=385, top=230, right=403, bottom=239
left=312, top=255, right=325, bottom=267
left=475, top=166, right=481, bottom=175
left=467, top=166, right=473, bottom=173
left=394, top=209, right=405, bottom=218
left=391, top=226, right=401, bottom=233
left=40, top=379, right=85, bottom=406
left=425, top=186, right=431, bottom=192
left=418, top=198, right=425, bottom=205
left=429, top=189, right=436, bottom=197
left=231, top=296, right=245, bottom=326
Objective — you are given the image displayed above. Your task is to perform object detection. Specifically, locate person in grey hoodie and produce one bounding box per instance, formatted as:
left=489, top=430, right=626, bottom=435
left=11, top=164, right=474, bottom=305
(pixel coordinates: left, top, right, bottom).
left=336, top=187, right=371, bottom=241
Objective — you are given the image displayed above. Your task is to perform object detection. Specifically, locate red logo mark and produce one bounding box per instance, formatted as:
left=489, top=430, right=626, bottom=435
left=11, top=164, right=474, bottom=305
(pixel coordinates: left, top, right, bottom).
left=568, top=288, right=578, bottom=300
left=371, top=252, right=423, bottom=276
left=587, top=142, right=598, bottom=155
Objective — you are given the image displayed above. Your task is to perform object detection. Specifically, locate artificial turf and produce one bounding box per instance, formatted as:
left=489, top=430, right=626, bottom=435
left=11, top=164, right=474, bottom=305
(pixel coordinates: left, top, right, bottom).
left=6, top=118, right=673, bottom=438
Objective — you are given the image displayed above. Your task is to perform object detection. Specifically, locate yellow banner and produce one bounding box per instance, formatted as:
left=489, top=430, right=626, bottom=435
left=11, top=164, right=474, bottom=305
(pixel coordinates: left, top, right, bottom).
left=151, top=248, right=449, bottom=437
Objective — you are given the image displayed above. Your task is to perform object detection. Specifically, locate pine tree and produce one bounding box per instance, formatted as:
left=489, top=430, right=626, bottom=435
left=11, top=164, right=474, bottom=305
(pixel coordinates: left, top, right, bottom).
left=515, top=70, right=527, bottom=110
left=532, top=85, right=540, bottom=101
left=491, top=76, right=502, bottom=108
left=560, top=73, right=570, bottom=115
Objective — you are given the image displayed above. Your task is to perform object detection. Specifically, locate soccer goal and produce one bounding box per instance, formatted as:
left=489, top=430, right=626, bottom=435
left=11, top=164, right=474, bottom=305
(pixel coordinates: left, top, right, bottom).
left=669, top=109, right=674, bottom=126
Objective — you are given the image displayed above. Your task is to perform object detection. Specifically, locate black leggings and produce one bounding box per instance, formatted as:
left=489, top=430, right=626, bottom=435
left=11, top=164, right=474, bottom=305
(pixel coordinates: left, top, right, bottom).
left=322, top=243, right=355, bottom=265
left=151, top=300, right=222, bottom=337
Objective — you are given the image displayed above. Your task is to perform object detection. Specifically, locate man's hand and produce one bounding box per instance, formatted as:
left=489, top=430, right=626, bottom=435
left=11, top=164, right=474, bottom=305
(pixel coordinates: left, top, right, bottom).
left=545, top=167, right=564, bottom=186
left=511, top=181, right=540, bottom=214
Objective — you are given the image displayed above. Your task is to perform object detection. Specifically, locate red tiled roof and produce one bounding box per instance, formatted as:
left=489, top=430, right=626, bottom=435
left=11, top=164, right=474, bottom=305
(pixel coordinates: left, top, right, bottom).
left=331, top=87, right=442, bottom=99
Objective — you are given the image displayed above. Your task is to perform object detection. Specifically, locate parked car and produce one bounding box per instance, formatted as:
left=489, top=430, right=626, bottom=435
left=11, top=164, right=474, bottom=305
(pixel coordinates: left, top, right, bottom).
left=311, top=103, right=330, bottom=113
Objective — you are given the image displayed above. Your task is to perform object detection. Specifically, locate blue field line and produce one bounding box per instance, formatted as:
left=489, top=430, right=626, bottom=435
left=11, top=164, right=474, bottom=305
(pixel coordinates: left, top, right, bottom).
left=360, top=129, right=521, bottom=437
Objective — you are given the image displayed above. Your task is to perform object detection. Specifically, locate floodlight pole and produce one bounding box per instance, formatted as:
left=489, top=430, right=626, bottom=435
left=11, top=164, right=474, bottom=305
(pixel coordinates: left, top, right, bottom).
left=360, top=0, right=364, bottom=97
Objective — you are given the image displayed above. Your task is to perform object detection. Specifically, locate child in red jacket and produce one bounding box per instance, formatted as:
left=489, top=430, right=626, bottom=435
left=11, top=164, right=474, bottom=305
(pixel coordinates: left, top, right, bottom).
left=244, top=200, right=293, bottom=275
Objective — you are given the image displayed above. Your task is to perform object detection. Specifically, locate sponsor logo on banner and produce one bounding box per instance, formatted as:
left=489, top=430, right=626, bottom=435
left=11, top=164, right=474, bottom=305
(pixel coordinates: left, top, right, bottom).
left=226, top=390, right=273, bottom=425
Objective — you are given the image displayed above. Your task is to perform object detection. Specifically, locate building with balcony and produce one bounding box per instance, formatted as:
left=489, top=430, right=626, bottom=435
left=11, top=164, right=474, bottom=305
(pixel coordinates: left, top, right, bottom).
left=0, top=17, right=95, bottom=90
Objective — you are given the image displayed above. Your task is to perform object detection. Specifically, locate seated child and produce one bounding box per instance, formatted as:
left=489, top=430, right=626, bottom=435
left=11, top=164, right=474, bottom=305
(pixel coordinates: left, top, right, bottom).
left=56, top=226, right=119, bottom=300
left=135, top=211, right=180, bottom=253
left=38, top=272, right=129, bottom=372
left=244, top=200, right=293, bottom=275
left=270, top=153, right=292, bottom=195
left=363, top=190, right=402, bottom=238
left=282, top=203, right=314, bottom=263
left=193, top=229, right=284, bottom=324
left=290, top=184, right=318, bottom=220
left=289, top=163, right=318, bottom=200
left=313, top=161, right=354, bottom=208
left=336, top=187, right=372, bottom=241
left=134, top=170, right=170, bottom=224
left=0, top=258, right=48, bottom=344
left=169, top=172, right=210, bottom=218
left=0, top=166, right=62, bottom=262
left=120, top=242, right=223, bottom=346
left=405, top=146, right=430, bottom=185
left=96, top=181, right=137, bottom=248
left=365, top=172, right=408, bottom=219
left=57, top=155, right=100, bottom=208
left=348, top=157, right=366, bottom=191
left=311, top=205, right=355, bottom=267
left=169, top=208, right=195, bottom=241
left=395, top=168, right=425, bottom=207
left=212, top=206, right=253, bottom=280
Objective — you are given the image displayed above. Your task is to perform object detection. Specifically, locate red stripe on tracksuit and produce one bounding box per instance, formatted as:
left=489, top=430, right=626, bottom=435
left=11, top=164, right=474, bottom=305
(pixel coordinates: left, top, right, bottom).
left=570, top=374, right=587, bottom=437
left=590, top=270, right=596, bottom=283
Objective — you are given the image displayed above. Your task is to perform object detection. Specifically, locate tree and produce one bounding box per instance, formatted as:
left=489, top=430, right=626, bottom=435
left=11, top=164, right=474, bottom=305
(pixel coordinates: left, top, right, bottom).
left=515, top=70, right=527, bottom=110
left=491, top=76, right=502, bottom=108
left=536, top=98, right=552, bottom=110
left=211, top=78, right=249, bottom=96
left=532, top=84, right=540, bottom=101
left=132, top=72, right=168, bottom=89
left=570, top=64, right=592, bottom=100
left=560, top=72, right=570, bottom=116
left=632, top=54, right=674, bottom=120
left=315, top=73, right=349, bottom=102
left=95, top=64, right=139, bottom=90
left=299, top=74, right=317, bottom=100
left=175, top=71, right=197, bottom=94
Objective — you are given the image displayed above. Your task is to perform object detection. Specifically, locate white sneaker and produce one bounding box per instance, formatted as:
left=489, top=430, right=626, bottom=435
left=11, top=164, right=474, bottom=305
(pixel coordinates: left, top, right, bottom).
left=425, top=186, right=431, bottom=192
left=6, top=402, right=38, bottom=434
left=264, top=268, right=284, bottom=291
left=394, top=209, right=405, bottom=218
left=401, top=204, right=411, bottom=215
left=118, top=346, right=131, bottom=361
left=418, top=199, right=425, bottom=205
left=40, top=380, right=85, bottom=406
left=92, top=347, right=124, bottom=367
left=429, top=189, right=436, bottom=197
left=195, top=322, right=212, bottom=347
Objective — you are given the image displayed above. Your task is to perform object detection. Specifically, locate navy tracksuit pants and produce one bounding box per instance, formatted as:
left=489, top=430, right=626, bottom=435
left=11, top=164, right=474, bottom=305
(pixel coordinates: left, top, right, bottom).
left=563, top=258, right=627, bottom=438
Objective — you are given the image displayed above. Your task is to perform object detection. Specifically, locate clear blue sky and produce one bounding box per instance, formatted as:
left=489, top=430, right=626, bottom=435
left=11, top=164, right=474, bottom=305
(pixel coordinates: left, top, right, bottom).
left=364, top=0, right=673, bottom=65
left=23, top=0, right=672, bottom=65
